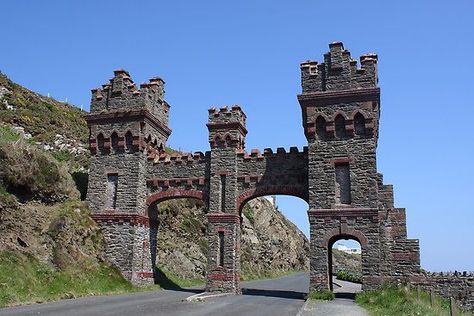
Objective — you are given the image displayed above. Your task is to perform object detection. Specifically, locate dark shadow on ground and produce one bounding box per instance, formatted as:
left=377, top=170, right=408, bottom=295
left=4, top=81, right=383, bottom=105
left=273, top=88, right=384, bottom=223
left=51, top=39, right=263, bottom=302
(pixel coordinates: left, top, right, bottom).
left=335, top=292, right=356, bottom=300
left=242, top=288, right=306, bottom=300
left=153, top=267, right=203, bottom=294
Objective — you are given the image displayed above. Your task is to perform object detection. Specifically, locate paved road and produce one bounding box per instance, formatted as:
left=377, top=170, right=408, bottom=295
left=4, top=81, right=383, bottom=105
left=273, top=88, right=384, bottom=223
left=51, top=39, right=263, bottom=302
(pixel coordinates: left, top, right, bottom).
left=299, top=278, right=368, bottom=316
left=0, top=273, right=309, bottom=316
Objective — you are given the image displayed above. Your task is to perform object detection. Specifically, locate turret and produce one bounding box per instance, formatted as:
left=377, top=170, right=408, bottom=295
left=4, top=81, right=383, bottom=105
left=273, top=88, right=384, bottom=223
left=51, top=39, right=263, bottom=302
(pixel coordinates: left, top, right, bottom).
left=207, top=105, right=247, bottom=150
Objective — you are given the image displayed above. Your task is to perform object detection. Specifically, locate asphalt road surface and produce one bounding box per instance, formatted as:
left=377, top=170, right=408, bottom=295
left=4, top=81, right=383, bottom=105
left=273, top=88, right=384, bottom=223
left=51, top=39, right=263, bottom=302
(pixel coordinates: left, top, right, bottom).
left=299, top=279, right=368, bottom=316
left=0, top=272, right=309, bottom=316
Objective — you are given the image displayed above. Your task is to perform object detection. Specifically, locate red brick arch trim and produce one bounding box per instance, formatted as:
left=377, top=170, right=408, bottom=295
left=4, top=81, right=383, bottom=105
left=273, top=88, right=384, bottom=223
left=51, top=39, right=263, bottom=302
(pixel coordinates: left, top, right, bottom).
left=237, top=185, right=308, bottom=211
left=146, top=189, right=208, bottom=207
left=320, top=227, right=368, bottom=250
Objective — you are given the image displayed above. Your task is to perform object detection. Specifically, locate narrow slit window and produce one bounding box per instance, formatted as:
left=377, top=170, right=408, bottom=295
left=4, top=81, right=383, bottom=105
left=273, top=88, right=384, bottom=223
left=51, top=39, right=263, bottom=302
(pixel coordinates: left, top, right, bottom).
left=335, top=114, right=347, bottom=140
left=111, top=132, right=119, bottom=153
left=107, top=174, right=118, bottom=209
left=220, top=175, right=226, bottom=212
left=316, top=116, right=327, bottom=140
left=354, top=112, right=366, bottom=136
left=335, top=163, right=351, bottom=204
left=218, top=231, right=224, bottom=266
left=125, top=131, right=133, bottom=153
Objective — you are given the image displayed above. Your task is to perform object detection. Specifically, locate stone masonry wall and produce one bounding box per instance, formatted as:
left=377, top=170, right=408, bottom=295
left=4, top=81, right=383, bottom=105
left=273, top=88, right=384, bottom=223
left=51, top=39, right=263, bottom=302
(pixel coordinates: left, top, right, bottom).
left=422, top=272, right=474, bottom=312
left=86, top=43, right=429, bottom=294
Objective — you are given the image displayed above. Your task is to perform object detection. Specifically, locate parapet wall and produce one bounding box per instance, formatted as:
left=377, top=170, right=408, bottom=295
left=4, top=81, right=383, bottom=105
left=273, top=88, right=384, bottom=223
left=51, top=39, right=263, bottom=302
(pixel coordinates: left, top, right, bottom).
left=90, top=70, right=170, bottom=129
left=235, top=146, right=308, bottom=209
left=301, top=42, right=378, bottom=93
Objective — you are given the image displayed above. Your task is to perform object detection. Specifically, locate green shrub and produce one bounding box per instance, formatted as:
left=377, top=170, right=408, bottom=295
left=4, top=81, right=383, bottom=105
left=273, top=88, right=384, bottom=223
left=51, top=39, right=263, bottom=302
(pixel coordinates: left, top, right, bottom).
left=242, top=204, right=255, bottom=224
left=335, top=269, right=362, bottom=283
left=305, top=290, right=335, bottom=301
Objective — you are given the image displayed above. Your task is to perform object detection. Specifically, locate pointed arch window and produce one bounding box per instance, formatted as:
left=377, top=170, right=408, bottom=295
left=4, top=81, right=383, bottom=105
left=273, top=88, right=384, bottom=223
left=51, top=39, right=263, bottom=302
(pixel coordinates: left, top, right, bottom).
left=97, top=133, right=105, bottom=154
left=125, top=131, right=133, bottom=153
left=225, top=134, right=233, bottom=147
left=111, top=132, right=119, bottom=153
left=316, top=116, right=327, bottom=140
left=335, top=114, right=347, bottom=140
left=354, top=112, right=366, bottom=136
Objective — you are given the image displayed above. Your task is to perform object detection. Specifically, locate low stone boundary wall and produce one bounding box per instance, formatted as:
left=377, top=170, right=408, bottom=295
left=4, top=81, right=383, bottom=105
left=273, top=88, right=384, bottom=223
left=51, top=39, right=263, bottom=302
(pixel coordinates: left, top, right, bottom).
left=415, top=271, right=474, bottom=312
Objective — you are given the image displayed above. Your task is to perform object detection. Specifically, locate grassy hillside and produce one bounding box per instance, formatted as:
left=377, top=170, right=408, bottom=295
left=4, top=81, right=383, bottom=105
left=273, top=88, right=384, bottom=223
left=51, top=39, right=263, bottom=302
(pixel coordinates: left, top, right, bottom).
left=0, top=251, right=134, bottom=306
left=0, top=72, right=87, bottom=144
left=0, top=124, right=147, bottom=307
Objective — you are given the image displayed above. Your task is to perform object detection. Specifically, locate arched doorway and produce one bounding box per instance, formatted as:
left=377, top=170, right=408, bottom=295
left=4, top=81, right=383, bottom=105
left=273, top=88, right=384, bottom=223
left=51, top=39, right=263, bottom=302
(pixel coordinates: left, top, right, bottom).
left=237, top=194, right=309, bottom=294
left=146, top=190, right=208, bottom=288
left=328, top=236, right=362, bottom=292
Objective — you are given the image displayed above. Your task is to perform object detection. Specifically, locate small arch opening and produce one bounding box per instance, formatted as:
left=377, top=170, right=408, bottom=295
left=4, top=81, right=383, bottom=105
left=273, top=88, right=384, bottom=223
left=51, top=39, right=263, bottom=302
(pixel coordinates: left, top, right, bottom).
left=125, top=131, right=133, bottom=153
left=97, top=133, right=105, bottom=154
left=334, top=114, right=347, bottom=140
left=225, top=134, right=233, bottom=147
left=328, top=236, right=362, bottom=295
left=354, top=112, right=366, bottom=136
left=111, top=132, right=119, bottom=153
left=215, top=135, right=225, bottom=148
left=316, top=116, right=327, bottom=140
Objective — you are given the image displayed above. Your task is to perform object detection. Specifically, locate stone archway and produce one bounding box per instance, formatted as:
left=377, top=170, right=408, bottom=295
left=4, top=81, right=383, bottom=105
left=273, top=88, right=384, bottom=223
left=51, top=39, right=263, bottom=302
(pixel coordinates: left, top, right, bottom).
left=86, top=43, right=421, bottom=293
left=146, top=190, right=209, bottom=286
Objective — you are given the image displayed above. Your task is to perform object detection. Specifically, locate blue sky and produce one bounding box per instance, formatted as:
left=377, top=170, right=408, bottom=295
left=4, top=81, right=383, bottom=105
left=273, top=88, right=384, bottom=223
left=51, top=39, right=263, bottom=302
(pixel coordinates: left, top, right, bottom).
left=1, top=0, right=473, bottom=272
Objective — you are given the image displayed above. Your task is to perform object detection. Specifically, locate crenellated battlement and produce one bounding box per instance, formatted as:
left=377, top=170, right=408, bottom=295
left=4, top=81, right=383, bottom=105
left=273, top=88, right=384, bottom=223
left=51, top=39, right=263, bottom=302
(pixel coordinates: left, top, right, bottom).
left=207, top=105, right=247, bottom=125
left=90, top=70, right=170, bottom=129
left=300, top=42, right=378, bottom=93
left=148, top=150, right=210, bottom=165
left=236, top=146, right=308, bottom=161
left=207, top=105, right=247, bottom=149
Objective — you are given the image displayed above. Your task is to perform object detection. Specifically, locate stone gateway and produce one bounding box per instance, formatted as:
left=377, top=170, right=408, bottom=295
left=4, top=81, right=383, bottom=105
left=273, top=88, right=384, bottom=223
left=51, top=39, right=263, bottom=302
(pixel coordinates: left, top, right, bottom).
left=86, top=42, right=421, bottom=294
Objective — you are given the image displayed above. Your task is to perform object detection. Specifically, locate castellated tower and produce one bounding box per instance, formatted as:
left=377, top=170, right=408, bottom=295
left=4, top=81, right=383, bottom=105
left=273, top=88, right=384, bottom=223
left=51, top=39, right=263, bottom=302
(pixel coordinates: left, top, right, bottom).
left=86, top=69, right=171, bottom=284
left=298, top=42, right=420, bottom=290
left=206, top=106, right=247, bottom=294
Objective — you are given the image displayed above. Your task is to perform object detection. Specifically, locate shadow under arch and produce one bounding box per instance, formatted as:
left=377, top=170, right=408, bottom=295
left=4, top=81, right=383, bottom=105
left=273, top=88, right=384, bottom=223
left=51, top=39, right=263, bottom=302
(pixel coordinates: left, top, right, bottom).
left=145, top=189, right=209, bottom=289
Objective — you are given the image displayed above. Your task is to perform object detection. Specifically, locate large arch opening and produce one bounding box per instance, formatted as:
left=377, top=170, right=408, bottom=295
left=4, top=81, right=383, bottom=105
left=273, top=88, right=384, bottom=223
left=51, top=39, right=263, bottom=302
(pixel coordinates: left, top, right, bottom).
left=238, top=193, right=309, bottom=298
left=328, top=235, right=362, bottom=294
left=146, top=192, right=208, bottom=289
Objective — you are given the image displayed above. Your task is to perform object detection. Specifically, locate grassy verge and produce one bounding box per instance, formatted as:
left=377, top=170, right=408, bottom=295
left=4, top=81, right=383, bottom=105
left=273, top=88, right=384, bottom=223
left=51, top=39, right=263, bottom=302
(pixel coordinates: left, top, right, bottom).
left=356, top=285, right=471, bottom=316
left=0, top=251, right=140, bottom=307
left=305, top=289, right=335, bottom=301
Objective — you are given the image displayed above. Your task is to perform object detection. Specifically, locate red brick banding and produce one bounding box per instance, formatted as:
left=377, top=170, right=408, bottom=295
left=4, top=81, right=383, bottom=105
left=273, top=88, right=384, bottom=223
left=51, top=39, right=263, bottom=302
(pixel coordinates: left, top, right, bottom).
left=207, top=213, right=240, bottom=223
left=92, top=213, right=150, bottom=227
left=145, top=189, right=208, bottom=206
left=237, top=185, right=308, bottom=211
